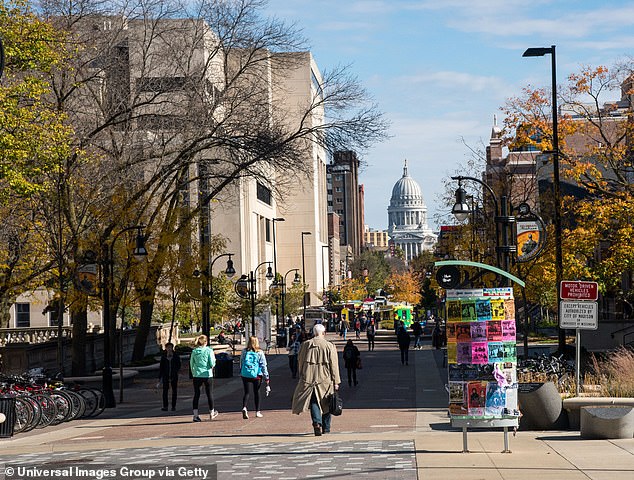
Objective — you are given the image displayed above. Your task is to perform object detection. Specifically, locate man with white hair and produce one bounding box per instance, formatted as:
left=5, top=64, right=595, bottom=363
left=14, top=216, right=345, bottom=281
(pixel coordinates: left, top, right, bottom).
left=291, top=323, right=341, bottom=436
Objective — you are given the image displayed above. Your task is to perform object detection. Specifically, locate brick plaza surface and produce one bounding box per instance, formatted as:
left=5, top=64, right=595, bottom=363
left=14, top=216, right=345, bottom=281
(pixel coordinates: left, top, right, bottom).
left=2, top=333, right=634, bottom=480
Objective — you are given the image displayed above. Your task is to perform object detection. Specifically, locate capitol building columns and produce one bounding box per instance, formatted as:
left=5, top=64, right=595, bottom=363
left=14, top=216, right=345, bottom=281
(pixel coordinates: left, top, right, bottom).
left=387, top=160, right=437, bottom=262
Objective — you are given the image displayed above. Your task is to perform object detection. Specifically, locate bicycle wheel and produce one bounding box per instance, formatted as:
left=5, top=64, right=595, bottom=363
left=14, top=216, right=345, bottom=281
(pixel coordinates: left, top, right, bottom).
left=78, top=388, right=98, bottom=418
left=49, top=392, right=72, bottom=425
left=34, top=393, right=58, bottom=428
left=91, top=388, right=106, bottom=417
left=21, top=396, right=42, bottom=433
left=62, top=389, right=86, bottom=420
left=13, top=397, right=34, bottom=434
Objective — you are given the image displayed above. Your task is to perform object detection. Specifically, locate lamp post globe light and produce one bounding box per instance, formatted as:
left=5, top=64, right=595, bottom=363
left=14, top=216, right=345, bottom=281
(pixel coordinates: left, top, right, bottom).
left=522, top=45, right=565, bottom=353
left=199, top=253, right=236, bottom=345
left=235, top=261, right=274, bottom=339
left=102, top=225, right=148, bottom=408
left=281, top=268, right=301, bottom=329
left=451, top=176, right=516, bottom=284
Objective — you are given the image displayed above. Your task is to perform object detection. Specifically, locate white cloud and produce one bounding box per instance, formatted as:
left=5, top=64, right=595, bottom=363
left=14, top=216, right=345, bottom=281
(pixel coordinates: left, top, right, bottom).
left=399, top=71, right=508, bottom=93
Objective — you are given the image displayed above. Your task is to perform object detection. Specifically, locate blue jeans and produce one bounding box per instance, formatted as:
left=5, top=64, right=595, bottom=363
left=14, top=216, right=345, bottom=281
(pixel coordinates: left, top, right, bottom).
left=309, top=392, right=331, bottom=431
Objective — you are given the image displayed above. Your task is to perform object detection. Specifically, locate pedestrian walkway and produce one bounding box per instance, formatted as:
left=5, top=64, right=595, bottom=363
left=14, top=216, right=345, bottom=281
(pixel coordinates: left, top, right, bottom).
left=1, top=332, right=633, bottom=480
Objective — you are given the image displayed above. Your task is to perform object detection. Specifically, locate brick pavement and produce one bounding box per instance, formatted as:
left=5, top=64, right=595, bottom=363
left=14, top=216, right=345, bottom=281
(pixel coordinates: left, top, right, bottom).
left=1, top=332, right=634, bottom=480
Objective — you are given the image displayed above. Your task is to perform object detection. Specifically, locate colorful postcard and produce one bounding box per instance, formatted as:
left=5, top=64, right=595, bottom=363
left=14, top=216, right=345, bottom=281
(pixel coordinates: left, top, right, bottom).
left=448, top=365, right=462, bottom=381
left=449, top=382, right=465, bottom=403
left=447, top=300, right=462, bottom=322
left=471, top=342, right=489, bottom=364
left=467, top=381, right=486, bottom=408
left=501, top=320, right=516, bottom=341
left=488, top=342, right=504, bottom=362
left=485, top=382, right=506, bottom=416
left=461, top=300, right=477, bottom=322
left=445, top=322, right=457, bottom=343
left=455, top=323, right=471, bottom=342
left=491, top=299, right=505, bottom=320
left=456, top=343, right=472, bottom=364
left=502, top=342, right=517, bottom=362
left=487, top=320, right=503, bottom=341
left=504, top=299, right=516, bottom=320
left=470, top=322, right=487, bottom=341
left=462, top=365, right=480, bottom=381
left=447, top=343, right=457, bottom=364
left=476, top=364, right=495, bottom=381
left=476, top=299, right=492, bottom=321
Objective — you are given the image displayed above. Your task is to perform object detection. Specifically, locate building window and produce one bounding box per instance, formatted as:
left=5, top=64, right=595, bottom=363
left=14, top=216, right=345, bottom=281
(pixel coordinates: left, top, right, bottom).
left=256, top=182, right=272, bottom=205
left=15, top=303, right=30, bottom=328
left=335, top=187, right=342, bottom=192
left=336, top=198, right=342, bottom=203
left=335, top=175, right=342, bottom=181
left=265, top=218, right=271, bottom=242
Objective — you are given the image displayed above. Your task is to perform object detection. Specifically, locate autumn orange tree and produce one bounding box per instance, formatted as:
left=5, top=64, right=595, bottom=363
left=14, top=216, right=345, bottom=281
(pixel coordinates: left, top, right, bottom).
left=502, top=62, right=634, bottom=309
left=384, top=271, right=421, bottom=305
left=338, top=278, right=368, bottom=302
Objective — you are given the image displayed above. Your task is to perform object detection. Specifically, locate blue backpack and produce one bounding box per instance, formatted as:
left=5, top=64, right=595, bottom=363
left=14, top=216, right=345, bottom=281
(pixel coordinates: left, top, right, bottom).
left=241, top=350, right=260, bottom=378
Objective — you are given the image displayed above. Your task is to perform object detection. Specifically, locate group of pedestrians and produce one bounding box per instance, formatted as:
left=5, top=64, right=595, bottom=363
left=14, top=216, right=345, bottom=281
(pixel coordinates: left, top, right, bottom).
left=157, top=317, right=434, bottom=436
left=158, top=333, right=271, bottom=422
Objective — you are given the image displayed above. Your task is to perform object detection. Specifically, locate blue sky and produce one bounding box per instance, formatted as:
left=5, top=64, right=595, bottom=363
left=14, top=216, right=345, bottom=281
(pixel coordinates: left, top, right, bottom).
left=265, top=0, right=634, bottom=230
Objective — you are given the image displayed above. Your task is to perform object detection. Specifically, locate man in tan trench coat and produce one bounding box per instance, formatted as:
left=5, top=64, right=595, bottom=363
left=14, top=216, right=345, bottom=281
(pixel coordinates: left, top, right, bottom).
left=291, top=323, right=341, bottom=436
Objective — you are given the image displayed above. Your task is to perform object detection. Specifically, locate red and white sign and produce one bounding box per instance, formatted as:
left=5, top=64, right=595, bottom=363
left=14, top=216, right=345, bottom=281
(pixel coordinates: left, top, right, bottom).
left=560, top=281, right=598, bottom=301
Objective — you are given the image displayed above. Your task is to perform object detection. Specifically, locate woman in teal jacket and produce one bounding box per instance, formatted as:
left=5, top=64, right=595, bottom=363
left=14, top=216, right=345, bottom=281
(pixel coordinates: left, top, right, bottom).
left=189, top=335, right=217, bottom=422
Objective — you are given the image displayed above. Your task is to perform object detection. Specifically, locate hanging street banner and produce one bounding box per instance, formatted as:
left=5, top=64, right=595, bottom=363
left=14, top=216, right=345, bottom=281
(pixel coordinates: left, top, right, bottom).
left=516, top=220, right=542, bottom=262
left=559, top=301, right=598, bottom=330
left=560, top=281, right=599, bottom=301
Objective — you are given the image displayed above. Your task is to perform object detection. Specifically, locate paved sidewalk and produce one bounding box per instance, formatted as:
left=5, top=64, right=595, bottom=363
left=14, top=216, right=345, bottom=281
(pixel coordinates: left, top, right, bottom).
left=1, top=333, right=633, bottom=479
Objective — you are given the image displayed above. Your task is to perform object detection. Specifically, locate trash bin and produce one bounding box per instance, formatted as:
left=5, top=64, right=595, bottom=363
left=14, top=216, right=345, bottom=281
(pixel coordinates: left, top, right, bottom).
left=0, top=396, right=16, bottom=438
left=214, top=353, right=234, bottom=378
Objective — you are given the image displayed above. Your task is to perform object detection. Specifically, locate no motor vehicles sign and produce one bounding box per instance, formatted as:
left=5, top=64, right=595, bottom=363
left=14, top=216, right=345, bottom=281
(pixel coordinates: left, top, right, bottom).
left=560, top=281, right=598, bottom=301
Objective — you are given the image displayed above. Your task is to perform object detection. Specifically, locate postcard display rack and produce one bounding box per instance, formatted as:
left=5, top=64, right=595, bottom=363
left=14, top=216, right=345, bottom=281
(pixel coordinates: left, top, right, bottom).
left=446, top=287, right=520, bottom=453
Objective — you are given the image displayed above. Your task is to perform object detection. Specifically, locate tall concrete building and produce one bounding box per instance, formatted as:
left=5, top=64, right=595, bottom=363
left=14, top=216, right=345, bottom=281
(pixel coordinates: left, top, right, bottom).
left=327, top=151, right=364, bottom=257
left=387, top=160, right=437, bottom=262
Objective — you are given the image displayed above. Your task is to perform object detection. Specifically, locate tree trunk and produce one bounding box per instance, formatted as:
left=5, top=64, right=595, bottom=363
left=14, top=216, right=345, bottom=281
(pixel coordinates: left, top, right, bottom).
left=0, top=292, right=13, bottom=329
left=132, top=297, right=154, bottom=361
left=71, top=300, right=88, bottom=376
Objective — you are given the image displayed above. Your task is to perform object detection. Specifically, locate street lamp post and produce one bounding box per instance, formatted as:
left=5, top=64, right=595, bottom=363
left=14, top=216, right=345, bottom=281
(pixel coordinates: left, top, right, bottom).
left=272, top=218, right=285, bottom=333
left=522, top=45, right=565, bottom=352
left=321, top=244, right=329, bottom=301
left=102, top=226, right=148, bottom=408
left=451, top=176, right=516, bottom=284
left=301, top=232, right=311, bottom=328
left=281, top=268, right=301, bottom=326
left=235, top=261, right=273, bottom=339
left=200, top=253, right=236, bottom=344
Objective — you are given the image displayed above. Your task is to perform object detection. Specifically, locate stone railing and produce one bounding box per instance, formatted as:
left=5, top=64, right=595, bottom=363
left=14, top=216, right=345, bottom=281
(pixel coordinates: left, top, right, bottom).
left=0, top=326, right=74, bottom=347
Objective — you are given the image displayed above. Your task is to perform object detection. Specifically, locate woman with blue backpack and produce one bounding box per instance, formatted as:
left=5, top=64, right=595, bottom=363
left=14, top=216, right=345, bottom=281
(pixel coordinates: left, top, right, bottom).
left=240, top=336, right=270, bottom=419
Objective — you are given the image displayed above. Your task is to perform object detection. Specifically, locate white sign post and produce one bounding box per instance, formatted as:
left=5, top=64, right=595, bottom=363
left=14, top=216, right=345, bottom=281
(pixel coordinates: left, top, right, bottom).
left=559, top=281, right=599, bottom=396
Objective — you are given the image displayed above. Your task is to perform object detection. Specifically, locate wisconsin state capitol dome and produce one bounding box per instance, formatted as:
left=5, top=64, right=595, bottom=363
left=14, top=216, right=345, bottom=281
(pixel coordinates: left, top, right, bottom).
left=387, top=159, right=437, bottom=262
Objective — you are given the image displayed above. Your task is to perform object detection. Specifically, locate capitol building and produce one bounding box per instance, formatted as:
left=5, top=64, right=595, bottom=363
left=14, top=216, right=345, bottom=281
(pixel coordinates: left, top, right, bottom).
left=387, top=160, right=437, bottom=262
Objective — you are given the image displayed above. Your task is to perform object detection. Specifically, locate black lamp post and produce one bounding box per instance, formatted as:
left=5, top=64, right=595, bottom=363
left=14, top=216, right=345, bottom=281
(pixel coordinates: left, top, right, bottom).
left=272, top=218, right=284, bottom=333
left=451, top=176, right=516, bottom=283
left=281, top=268, right=301, bottom=326
left=199, top=253, right=236, bottom=344
left=522, top=45, right=565, bottom=353
left=102, top=225, right=147, bottom=408
left=301, top=231, right=311, bottom=328
left=235, top=261, right=273, bottom=339
left=321, top=244, right=329, bottom=302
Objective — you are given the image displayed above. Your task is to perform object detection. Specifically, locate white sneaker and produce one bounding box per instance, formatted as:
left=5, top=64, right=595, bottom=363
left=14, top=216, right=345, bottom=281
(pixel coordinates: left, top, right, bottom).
left=256, top=411, right=263, bottom=418
left=211, top=409, right=219, bottom=420
left=242, top=408, right=249, bottom=419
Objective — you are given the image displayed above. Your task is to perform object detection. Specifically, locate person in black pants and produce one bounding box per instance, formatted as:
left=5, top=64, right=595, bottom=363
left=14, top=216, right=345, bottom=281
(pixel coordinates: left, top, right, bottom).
left=342, top=340, right=360, bottom=386
left=397, top=323, right=411, bottom=365
left=159, top=342, right=181, bottom=411
left=366, top=320, right=376, bottom=351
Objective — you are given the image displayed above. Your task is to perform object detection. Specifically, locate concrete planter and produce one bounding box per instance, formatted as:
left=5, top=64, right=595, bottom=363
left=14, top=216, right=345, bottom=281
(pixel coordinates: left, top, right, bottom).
left=518, top=382, right=568, bottom=430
